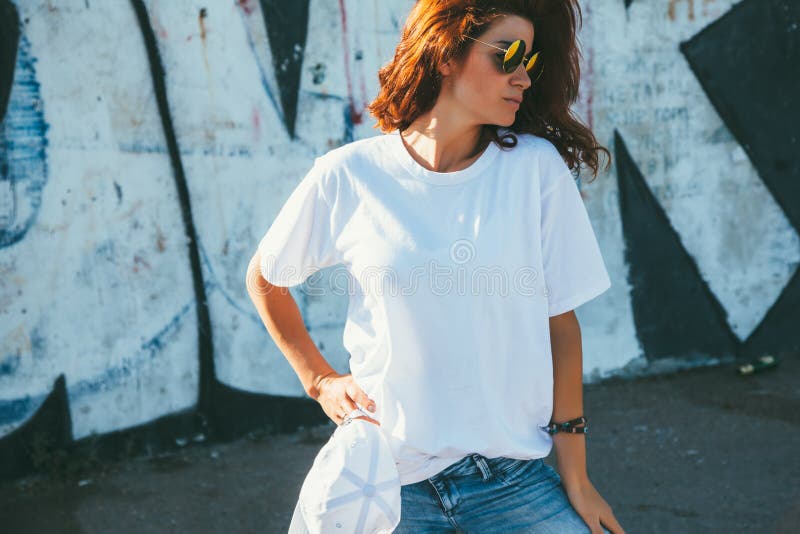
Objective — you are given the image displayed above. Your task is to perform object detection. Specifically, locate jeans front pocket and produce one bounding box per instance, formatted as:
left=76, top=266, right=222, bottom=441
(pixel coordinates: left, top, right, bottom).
left=490, top=457, right=547, bottom=487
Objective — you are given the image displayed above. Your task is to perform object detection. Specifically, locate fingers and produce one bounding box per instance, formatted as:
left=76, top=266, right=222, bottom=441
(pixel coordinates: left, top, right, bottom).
left=601, top=513, right=624, bottom=534
left=353, top=414, right=381, bottom=426
left=338, top=410, right=381, bottom=427
left=590, top=513, right=622, bottom=534
left=357, top=392, right=377, bottom=414
left=336, top=400, right=356, bottom=422
left=595, top=505, right=623, bottom=534
left=320, top=373, right=379, bottom=426
left=337, top=397, right=380, bottom=427
left=346, top=383, right=377, bottom=414
left=341, top=397, right=359, bottom=416
left=584, top=515, right=605, bottom=534
left=335, top=398, right=362, bottom=426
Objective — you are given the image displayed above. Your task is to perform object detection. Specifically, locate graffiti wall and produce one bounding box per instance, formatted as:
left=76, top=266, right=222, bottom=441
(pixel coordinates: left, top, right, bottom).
left=0, top=0, right=797, bottom=478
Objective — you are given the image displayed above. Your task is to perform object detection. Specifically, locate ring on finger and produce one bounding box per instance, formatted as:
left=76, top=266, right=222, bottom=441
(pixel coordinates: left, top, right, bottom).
left=341, top=407, right=365, bottom=427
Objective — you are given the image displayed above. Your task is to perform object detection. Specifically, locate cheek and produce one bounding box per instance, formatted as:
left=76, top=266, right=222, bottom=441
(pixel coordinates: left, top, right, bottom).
left=463, top=75, right=503, bottom=106
left=459, top=61, right=503, bottom=96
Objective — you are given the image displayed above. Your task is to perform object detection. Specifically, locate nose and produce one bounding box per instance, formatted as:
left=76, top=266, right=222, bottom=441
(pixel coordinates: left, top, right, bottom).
left=511, top=63, right=532, bottom=90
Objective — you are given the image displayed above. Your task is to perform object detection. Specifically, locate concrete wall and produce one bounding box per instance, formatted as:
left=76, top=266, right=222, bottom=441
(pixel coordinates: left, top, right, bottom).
left=1, top=0, right=797, bottom=478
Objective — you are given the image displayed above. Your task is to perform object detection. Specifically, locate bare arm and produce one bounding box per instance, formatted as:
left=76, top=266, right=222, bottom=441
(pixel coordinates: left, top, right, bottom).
left=244, top=250, right=380, bottom=426
left=549, top=309, right=589, bottom=486
left=549, top=309, right=624, bottom=534
left=244, top=250, right=336, bottom=400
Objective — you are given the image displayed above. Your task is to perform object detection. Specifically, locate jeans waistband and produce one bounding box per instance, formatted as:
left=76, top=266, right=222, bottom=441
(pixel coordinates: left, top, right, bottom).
left=429, top=453, right=495, bottom=482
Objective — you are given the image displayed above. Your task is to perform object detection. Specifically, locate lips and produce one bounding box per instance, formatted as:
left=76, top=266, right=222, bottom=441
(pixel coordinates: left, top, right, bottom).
left=504, top=97, right=522, bottom=105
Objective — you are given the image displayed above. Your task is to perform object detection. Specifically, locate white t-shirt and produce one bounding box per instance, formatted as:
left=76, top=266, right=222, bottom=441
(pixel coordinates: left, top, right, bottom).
left=258, top=128, right=611, bottom=485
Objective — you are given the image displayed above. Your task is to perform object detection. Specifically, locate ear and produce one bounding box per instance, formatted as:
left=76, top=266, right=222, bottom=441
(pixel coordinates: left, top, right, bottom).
left=439, top=57, right=459, bottom=78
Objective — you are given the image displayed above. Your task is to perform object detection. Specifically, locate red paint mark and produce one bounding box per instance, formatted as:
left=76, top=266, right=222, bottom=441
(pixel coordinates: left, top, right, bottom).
left=150, top=10, right=168, bottom=39
left=198, top=8, right=211, bottom=75
left=156, top=226, right=166, bottom=252
left=236, top=0, right=257, bottom=16
left=252, top=106, right=261, bottom=142
left=349, top=105, right=363, bottom=125
left=199, top=7, right=208, bottom=41
left=132, top=255, right=152, bottom=273
left=356, top=34, right=369, bottom=122
left=668, top=0, right=695, bottom=21
left=338, top=0, right=364, bottom=125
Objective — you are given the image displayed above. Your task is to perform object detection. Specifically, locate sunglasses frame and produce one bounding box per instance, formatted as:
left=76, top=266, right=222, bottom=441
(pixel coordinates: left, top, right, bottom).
left=463, top=35, right=544, bottom=83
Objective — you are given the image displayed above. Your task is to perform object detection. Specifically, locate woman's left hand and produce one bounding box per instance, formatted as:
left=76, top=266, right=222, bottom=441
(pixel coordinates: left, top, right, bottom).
left=562, top=477, right=625, bottom=534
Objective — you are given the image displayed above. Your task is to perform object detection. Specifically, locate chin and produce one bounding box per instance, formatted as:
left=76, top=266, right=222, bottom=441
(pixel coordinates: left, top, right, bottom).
left=498, top=115, right=516, bottom=127
left=484, top=112, right=515, bottom=128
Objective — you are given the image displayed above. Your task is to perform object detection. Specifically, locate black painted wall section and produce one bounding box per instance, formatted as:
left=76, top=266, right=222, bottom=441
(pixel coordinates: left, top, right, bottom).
left=0, top=0, right=17, bottom=254
left=682, top=0, right=799, bottom=229
left=0, top=0, right=18, bottom=119
left=0, top=0, right=329, bottom=481
left=681, top=0, right=800, bottom=357
left=259, top=0, right=310, bottom=139
left=0, top=376, right=71, bottom=480
left=615, top=131, right=739, bottom=362
left=2, top=0, right=799, bottom=482
left=129, top=0, right=216, bottom=425
left=127, top=1, right=329, bottom=443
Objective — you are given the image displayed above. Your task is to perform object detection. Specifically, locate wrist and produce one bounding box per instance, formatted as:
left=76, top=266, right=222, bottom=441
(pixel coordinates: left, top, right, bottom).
left=542, top=415, right=588, bottom=435
left=560, top=469, right=591, bottom=489
left=307, top=370, right=337, bottom=400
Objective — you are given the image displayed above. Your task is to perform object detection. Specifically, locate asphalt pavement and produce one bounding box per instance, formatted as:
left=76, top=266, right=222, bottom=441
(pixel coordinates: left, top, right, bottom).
left=1, top=352, right=797, bottom=533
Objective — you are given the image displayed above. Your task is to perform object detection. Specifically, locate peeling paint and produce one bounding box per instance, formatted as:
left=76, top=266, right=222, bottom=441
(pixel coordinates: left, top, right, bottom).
left=0, top=33, right=49, bottom=249
left=0, top=0, right=798, bottom=480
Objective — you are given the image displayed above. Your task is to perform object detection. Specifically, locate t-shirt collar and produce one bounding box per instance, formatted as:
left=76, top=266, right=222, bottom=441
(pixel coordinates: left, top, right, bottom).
left=387, top=129, right=502, bottom=186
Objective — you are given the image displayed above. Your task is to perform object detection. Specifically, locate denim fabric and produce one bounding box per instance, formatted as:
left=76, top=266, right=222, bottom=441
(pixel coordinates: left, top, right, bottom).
left=394, top=454, right=613, bottom=533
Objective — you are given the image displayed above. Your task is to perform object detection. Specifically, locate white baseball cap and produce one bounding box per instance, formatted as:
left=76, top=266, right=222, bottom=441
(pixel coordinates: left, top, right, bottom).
left=288, top=407, right=402, bottom=534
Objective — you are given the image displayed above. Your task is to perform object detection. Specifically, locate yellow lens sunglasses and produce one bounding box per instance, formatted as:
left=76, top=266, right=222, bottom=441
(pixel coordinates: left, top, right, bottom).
left=464, top=35, right=543, bottom=82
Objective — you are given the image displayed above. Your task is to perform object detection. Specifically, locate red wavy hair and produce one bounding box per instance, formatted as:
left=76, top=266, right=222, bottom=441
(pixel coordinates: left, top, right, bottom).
left=367, top=0, right=611, bottom=181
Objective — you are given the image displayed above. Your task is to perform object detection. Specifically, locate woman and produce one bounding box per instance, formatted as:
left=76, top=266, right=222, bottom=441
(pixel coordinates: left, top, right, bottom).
left=246, top=0, right=624, bottom=532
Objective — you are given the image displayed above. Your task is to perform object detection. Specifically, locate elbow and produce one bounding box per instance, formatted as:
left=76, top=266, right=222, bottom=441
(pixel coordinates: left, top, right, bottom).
left=246, top=250, right=287, bottom=298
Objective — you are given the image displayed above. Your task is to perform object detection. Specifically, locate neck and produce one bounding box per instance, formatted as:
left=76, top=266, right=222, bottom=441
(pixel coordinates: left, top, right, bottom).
left=400, top=114, right=490, bottom=173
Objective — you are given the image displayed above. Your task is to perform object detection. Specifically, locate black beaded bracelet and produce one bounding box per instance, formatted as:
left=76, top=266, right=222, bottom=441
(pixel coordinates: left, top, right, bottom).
left=540, top=416, right=588, bottom=435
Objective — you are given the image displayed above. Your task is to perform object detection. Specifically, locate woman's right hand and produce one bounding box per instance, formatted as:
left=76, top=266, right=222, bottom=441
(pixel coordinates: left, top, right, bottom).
left=316, top=372, right=381, bottom=426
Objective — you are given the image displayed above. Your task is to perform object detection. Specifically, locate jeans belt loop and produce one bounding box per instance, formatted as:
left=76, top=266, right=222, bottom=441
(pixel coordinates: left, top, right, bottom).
left=471, top=453, right=492, bottom=481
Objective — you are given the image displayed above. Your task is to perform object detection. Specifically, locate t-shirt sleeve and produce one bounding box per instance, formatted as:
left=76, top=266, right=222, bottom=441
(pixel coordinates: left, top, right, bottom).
left=257, top=158, right=341, bottom=287
left=540, top=170, right=611, bottom=317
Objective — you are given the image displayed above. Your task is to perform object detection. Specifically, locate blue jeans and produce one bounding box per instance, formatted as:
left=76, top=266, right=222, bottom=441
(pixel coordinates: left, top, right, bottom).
left=395, top=454, right=612, bottom=533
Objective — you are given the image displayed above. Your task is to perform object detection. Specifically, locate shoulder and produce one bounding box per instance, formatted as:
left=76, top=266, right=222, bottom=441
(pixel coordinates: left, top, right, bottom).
left=499, top=129, right=562, bottom=162
left=305, top=134, right=389, bottom=202
left=500, top=130, right=571, bottom=194
left=314, top=134, right=389, bottom=172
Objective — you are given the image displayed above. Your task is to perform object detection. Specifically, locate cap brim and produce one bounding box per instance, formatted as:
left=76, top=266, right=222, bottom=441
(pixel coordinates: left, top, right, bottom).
left=289, top=419, right=402, bottom=533
left=288, top=499, right=311, bottom=534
